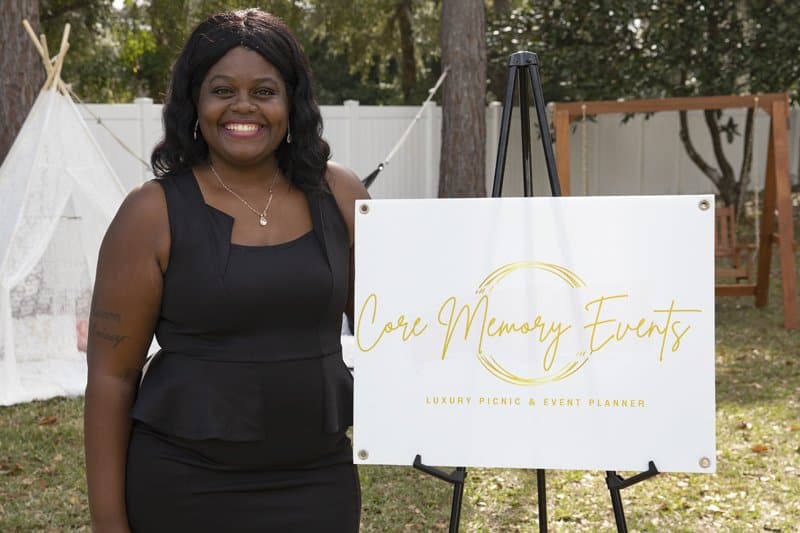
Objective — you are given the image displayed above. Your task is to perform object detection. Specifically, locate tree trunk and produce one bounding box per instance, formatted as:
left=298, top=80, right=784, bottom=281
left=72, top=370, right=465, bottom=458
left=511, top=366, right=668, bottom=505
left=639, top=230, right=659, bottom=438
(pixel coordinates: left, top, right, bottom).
left=439, top=0, right=486, bottom=197
left=395, top=0, right=417, bottom=104
left=702, top=109, right=738, bottom=208
left=678, top=109, right=742, bottom=212
left=0, top=0, right=45, bottom=163
left=147, top=0, right=188, bottom=101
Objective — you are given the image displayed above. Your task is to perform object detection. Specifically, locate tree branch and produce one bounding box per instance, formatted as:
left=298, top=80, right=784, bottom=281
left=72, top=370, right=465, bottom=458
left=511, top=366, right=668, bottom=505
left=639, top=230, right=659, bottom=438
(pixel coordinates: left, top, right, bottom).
left=703, top=109, right=736, bottom=183
left=678, top=110, right=722, bottom=190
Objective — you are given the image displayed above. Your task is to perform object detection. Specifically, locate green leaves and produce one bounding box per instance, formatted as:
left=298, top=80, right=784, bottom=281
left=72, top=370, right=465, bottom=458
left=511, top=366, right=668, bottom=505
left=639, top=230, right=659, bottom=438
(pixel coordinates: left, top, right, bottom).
left=40, top=0, right=445, bottom=104
left=487, top=0, right=800, bottom=103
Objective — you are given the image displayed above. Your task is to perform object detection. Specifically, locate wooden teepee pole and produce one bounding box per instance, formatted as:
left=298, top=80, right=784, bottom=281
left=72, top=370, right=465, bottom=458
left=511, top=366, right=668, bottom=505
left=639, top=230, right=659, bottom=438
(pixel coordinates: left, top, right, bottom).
left=22, top=19, right=50, bottom=69
left=21, top=20, right=70, bottom=93
left=45, top=24, right=70, bottom=91
left=40, top=32, right=51, bottom=70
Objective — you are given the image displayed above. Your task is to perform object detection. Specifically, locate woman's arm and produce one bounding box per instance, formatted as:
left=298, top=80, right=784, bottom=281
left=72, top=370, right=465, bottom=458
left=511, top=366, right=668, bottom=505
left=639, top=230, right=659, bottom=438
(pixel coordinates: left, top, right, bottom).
left=326, top=162, right=370, bottom=327
left=84, top=181, right=169, bottom=532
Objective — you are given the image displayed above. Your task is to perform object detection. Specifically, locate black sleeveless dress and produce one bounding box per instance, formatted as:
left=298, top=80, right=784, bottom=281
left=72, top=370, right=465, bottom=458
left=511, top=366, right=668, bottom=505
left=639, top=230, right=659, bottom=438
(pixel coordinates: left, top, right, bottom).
left=125, top=172, right=359, bottom=532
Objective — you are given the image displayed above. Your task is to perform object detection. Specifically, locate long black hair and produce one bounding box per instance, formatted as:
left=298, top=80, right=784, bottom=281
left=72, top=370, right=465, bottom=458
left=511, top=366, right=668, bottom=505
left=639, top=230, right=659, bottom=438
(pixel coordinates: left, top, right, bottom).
left=151, top=9, right=330, bottom=191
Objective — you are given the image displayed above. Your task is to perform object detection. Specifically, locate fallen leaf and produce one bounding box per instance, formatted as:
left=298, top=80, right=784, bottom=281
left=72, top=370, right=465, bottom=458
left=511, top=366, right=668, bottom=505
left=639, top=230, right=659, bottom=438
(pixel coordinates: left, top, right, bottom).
left=789, top=425, right=800, bottom=432
left=0, top=464, right=23, bottom=476
left=37, top=416, right=58, bottom=426
left=751, top=444, right=769, bottom=453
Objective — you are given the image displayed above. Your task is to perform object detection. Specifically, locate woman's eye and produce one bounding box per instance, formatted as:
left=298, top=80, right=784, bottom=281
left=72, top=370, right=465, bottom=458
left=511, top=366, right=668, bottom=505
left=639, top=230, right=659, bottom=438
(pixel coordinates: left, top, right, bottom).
left=254, top=87, right=275, bottom=97
left=212, top=87, right=233, bottom=96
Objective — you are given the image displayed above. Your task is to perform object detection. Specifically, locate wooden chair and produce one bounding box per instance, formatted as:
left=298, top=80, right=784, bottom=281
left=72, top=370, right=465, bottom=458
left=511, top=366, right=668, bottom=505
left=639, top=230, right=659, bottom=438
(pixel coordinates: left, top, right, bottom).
left=715, top=206, right=754, bottom=283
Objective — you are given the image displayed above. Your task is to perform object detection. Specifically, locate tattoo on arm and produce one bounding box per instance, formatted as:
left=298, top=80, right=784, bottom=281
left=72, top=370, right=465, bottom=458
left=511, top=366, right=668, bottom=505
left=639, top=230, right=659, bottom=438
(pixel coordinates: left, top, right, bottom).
left=91, top=327, right=129, bottom=348
left=91, top=307, right=121, bottom=323
left=90, top=308, right=128, bottom=348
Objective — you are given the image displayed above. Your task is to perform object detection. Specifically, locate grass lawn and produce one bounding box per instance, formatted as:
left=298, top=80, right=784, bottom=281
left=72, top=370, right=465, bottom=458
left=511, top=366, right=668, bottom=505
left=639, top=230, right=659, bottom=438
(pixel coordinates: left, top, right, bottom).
left=1, top=255, right=798, bottom=531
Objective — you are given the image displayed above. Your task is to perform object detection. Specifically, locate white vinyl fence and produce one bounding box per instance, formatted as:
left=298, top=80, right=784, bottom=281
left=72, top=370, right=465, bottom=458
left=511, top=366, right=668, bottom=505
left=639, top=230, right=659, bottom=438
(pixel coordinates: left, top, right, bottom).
left=79, top=98, right=800, bottom=198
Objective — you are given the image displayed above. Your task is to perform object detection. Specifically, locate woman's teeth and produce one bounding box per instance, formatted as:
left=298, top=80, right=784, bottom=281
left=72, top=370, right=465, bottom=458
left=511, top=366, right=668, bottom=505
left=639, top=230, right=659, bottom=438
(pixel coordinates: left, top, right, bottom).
left=225, top=123, right=260, bottom=132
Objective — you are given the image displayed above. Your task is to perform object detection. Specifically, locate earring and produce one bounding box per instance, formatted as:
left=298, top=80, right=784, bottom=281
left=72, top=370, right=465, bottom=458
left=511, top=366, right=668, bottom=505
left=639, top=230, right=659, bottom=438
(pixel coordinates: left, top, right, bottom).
left=286, top=123, right=292, bottom=144
left=193, top=119, right=199, bottom=140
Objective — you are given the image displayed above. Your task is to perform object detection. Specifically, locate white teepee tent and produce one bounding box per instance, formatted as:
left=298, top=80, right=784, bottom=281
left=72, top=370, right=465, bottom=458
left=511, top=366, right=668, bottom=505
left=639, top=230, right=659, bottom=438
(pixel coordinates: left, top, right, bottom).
left=0, top=23, right=127, bottom=405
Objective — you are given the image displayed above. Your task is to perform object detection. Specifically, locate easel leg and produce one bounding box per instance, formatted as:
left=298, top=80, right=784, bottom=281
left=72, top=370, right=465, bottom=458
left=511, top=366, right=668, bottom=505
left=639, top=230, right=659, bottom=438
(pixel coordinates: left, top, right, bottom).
left=518, top=71, right=534, bottom=196
left=413, top=456, right=467, bottom=533
left=491, top=66, right=519, bottom=197
left=537, top=469, right=548, bottom=532
left=449, top=467, right=467, bottom=533
left=606, top=471, right=628, bottom=533
left=605, top=462, right=659, bottom=533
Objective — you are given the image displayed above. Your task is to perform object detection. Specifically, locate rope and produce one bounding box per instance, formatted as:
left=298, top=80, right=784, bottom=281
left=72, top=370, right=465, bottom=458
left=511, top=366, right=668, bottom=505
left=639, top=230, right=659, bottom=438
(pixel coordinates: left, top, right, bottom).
left=64, top=84, right=152, bottom=171
left=751, top=96, right=760, bottom=250
left=581, top=104, right=588, bottom=195
left=361, top=68, right=449, bottom=187
left=383, top=68, right=449, bottom=165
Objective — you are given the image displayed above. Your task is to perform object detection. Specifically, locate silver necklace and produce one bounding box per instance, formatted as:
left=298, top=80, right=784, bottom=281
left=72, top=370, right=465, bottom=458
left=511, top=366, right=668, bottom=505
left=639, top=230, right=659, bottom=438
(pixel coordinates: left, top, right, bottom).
left=210, top=164, right=281, bottom=227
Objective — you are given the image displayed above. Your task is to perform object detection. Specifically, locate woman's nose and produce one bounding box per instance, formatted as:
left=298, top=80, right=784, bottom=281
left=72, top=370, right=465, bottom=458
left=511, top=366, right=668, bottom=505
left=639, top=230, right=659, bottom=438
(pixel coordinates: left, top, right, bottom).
left=230, top=92, right=256, bottom=113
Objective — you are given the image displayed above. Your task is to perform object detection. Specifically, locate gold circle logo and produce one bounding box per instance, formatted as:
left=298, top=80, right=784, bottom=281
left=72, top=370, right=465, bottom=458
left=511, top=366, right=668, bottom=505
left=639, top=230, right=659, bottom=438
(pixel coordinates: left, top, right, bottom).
left=475, top=261, right=590, bottom=386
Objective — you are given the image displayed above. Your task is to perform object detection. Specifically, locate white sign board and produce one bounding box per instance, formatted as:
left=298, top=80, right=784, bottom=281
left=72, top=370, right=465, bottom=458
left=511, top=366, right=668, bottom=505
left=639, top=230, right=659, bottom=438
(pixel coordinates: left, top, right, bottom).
left=353, top=196, right=715, bottom=473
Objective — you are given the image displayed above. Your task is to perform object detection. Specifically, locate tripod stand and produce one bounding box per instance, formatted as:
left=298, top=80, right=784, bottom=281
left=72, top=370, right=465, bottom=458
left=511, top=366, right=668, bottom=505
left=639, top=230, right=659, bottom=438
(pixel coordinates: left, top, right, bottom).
left=490, top=51, right=660, bottom=533
left=413, top=51, right=659, bottom=533
left=413, top=51, right=557, bottom=533
left=491, top=49, right=560, bottom=533
left=492, top=51, right=562, bottom=198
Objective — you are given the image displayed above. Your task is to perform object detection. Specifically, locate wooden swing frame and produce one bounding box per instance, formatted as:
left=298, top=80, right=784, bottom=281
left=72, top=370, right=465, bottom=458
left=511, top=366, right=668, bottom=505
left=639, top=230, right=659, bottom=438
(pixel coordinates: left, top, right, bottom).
left=551, top=94, right=798, bottom=329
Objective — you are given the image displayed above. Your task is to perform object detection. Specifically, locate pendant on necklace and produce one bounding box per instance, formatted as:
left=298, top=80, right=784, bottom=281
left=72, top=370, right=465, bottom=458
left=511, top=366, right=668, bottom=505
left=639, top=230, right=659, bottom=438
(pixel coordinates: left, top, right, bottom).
left=259, top=215, right=268, bottom=226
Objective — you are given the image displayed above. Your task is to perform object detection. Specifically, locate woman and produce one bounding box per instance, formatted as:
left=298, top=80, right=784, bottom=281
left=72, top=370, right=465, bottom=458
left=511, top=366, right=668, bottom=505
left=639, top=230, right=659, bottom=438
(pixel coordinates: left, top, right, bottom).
left=84, top=10, right=368, bottom=532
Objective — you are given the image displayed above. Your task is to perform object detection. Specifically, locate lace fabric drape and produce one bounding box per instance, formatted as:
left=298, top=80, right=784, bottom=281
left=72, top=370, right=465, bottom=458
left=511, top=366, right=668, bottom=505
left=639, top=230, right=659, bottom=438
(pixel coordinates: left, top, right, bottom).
left=0, top=90, right=126, bottom=405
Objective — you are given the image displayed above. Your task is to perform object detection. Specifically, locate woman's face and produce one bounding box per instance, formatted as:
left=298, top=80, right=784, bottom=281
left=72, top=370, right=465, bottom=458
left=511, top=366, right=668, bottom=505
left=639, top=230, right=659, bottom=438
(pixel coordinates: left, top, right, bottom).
left=196, top=46, right=289, bottom=168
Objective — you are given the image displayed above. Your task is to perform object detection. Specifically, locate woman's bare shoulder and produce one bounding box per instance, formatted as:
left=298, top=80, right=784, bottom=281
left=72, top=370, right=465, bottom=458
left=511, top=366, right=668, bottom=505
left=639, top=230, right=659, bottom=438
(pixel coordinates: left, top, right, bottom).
left=104, top=180, right=170, bottom=269
left=116, top=179, right=166, bottom=217
left=325, top=161, right=369, bottom=201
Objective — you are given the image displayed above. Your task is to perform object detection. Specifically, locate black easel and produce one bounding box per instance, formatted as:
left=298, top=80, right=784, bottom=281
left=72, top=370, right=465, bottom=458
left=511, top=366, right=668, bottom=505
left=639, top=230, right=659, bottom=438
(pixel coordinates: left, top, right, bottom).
left=492, top=51, right=561, bottom=197
left=490, top=49, right=561, bottom=533
left=606, top=462, right=660, bottom=532
left=412, top=455, right=466, bottom=533
left=491, top=51, right=661, bottom=533
left=413, top=51, right=659, bottom=532
left=411, top=50, right=556, bottom=533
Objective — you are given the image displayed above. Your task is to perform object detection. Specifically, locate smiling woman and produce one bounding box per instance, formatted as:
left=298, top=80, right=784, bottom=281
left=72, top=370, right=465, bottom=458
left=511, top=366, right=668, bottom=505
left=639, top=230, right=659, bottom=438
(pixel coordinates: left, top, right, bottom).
left=84, top=9, right=368, bottom=533
left=197, top=48, right=289, bottom=171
